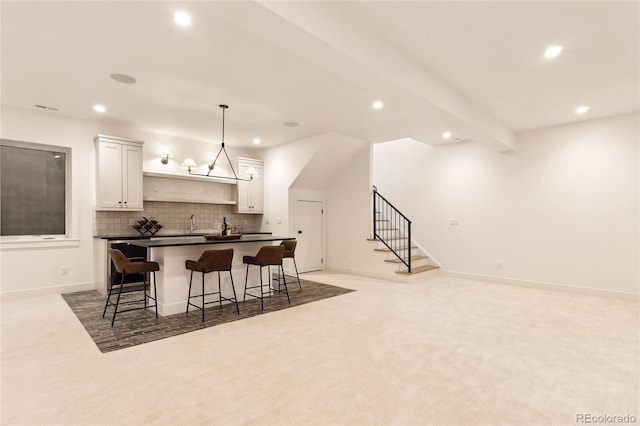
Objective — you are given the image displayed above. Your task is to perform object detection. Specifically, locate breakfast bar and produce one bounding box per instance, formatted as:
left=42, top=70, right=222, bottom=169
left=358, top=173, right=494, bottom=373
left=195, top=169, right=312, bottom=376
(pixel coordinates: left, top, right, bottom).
left=131, top=235, right=295, bottom=316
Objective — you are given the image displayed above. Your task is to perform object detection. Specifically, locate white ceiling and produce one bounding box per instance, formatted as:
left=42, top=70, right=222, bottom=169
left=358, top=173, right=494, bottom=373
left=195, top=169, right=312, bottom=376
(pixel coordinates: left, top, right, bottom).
left=1, top=1, right=638, bottom=149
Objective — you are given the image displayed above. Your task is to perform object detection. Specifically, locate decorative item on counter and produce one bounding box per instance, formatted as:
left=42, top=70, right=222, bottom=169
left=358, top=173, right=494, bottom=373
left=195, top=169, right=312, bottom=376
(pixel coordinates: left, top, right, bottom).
left=222, top=217, right=228, bottom=236
left=204, top=216, right=242, bottom=240
left=132, top=217, right=163, bottom=235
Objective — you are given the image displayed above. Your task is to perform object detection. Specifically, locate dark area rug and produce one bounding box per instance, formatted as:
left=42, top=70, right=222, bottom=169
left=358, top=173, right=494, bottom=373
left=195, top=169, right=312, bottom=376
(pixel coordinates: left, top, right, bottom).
left=62, top=278, right=354, bottom=353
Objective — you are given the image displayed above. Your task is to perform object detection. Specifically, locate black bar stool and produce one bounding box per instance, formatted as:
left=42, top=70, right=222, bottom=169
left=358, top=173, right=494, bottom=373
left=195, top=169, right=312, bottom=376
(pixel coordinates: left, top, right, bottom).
left=103, top=249, right=160, bottom=327
left=243, top=245, right=289, bottom=310
left=280, top=240, right=302, bottom=291
left=185, top=248, right=239, bottom=322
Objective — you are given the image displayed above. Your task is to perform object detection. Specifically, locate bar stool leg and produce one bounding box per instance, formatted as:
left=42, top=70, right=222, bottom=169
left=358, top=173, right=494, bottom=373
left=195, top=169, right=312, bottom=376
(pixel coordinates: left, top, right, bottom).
left=218, top=272, right=223, bottom=308
left=152, top=271, right=158, bottom=318
left=229, top=271, right=240, bottom=315
left=201, top=271, right=205, bottom=323
left=260, top=266, right=264, bottom=310
left=292, top=258, right=302, bottom=291
left=111, top=273, right=126, bottom=327
left=144, top=271, right=148, bottom=311
left=280, top=263, right=291, bottom=303
left=186, top=271, right=194, bottom=314
left=102, top=272, right=117, bottom=318
left=243, top=264, right=249, bottom=303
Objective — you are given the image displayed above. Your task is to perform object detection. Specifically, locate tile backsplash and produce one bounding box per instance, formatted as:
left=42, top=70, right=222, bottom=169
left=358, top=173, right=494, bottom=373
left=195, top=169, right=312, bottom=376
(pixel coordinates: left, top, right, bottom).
left=94, top=202, right=262, bottom=236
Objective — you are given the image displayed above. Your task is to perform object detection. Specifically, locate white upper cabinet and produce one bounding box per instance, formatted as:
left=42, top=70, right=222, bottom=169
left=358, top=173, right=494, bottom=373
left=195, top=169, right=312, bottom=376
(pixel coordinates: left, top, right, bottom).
left=95, top=135, right=144, bottom=211
left=232, top=158, right=263, bottom=214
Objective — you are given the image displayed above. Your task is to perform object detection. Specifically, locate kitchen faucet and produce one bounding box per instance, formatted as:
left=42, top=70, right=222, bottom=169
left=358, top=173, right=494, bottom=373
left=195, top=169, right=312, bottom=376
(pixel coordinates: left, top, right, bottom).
left=190, top=214, right=197, bottom=232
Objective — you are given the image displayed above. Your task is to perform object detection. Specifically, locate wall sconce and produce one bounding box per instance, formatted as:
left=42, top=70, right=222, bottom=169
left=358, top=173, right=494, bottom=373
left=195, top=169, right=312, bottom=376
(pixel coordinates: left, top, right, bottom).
left=160, top=152, right=174, bottom=165
left=245, top=166, right=259, bottom=180
left=180, top=158, right=198, bottom=172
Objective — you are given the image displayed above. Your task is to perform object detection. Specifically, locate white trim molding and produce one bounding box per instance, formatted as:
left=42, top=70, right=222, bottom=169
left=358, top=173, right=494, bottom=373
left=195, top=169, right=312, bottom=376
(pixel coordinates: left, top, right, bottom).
left=0, top=281, right=95, bottom=300
left=442, top=270, right=639, bottom=301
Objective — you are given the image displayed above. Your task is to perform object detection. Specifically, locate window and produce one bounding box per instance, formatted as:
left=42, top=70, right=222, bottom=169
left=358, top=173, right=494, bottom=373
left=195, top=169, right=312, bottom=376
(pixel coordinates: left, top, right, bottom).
left=0, top=139, right=71, bottom=237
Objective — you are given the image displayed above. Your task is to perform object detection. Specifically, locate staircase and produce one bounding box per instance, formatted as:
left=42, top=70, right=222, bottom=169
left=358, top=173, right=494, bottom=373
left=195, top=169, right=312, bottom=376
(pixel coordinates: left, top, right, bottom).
left=369, top=186, right=440, bottom=280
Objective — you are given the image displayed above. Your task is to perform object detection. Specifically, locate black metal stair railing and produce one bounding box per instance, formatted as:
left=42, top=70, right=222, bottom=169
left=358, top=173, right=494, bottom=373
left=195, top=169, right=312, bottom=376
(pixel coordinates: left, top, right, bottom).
left=372, top=186, right=412, bottom=273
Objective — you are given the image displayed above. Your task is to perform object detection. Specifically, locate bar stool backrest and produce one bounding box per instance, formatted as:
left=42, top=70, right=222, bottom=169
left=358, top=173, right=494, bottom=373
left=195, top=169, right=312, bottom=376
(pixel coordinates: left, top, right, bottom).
left=280, top=240, right=297, bottom=258
left=255, top=245, right=285, bottom=266
left=108, top=248, right=130, bottom=273
left=197, top=248, right=234, bottom=271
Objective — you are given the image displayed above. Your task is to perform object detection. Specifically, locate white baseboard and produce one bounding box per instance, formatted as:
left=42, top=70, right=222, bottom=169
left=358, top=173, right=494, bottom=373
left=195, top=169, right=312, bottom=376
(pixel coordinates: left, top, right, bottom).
left=0, top=281, right=96, bottom=300
left=442, top=270, right=639, bottom=301
left=328, top=265, right=407, bottom=283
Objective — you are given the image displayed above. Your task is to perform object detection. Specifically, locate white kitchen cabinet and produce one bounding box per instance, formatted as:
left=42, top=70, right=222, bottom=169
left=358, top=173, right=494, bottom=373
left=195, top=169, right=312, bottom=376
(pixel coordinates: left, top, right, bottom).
left=95, top=135, right=144, bottom=211
left=232, top=158, right=263, bottom=214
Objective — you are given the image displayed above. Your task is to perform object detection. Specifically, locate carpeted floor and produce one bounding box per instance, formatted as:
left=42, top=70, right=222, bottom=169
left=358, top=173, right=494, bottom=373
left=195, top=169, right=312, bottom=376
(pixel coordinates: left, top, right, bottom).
left=62, top=277, right=354, bottom=353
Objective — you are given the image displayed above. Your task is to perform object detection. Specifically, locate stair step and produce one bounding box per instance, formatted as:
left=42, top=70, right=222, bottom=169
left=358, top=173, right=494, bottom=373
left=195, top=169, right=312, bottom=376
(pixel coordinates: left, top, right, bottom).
left=375, top=228, right=399, bottom=232
left=367, top=237, right=408, bottom=242
left=396, top=265, right=439, bottom=275
left=373, top=246, right=417, bottom=252
left=384, top=255, right=429, bottom=264
left=375, top=219, right=389, bottom=222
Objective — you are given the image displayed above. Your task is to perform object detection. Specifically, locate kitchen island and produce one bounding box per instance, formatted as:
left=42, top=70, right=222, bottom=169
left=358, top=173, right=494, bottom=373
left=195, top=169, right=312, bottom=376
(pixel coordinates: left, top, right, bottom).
left=131, top=235, right=295, bottom=316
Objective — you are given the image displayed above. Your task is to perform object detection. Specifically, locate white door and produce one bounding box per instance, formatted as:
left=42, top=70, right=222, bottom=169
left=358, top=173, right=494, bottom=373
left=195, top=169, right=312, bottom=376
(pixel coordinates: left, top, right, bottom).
left=295, top=200, right=323, bottom=272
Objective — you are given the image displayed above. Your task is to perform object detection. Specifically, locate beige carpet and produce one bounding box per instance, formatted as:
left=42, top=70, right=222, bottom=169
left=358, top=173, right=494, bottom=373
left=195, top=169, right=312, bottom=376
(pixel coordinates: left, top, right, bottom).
left=1, top=272, right=638, bottom=425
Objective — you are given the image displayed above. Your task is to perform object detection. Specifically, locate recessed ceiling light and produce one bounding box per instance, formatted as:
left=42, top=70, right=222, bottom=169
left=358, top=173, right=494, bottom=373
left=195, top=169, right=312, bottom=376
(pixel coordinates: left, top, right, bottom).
left=93, top=104, right=106, bottom=113
left=283, top=122, right=299, bottom=127
left=442, top=131, right=452, bottom=139
left=252, top=138, right=261, bottom=145
left=372, top=100, right=384, bottom=109
left=544, top=45, right=563, bottom=59
left=110, top=73, right=136, bottom=84
left=174, top=10, right=192, bottom=27
left=575, top=105, right=590, bottom=114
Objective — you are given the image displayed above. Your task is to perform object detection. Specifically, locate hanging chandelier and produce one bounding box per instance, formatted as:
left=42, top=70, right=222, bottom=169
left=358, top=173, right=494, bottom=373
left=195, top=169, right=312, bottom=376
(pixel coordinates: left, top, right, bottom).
left=181, top=105, right=258, bottom=181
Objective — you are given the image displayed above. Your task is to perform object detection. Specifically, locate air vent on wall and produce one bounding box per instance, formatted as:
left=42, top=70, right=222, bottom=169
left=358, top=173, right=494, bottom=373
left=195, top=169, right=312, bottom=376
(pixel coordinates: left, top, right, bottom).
left=35, top=104, right=59, bottom=111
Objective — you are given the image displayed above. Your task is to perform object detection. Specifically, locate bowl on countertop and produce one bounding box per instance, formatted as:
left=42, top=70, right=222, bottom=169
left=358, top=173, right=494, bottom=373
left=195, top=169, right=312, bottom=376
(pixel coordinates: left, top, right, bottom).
left=203, top=234, right=242, bottom=241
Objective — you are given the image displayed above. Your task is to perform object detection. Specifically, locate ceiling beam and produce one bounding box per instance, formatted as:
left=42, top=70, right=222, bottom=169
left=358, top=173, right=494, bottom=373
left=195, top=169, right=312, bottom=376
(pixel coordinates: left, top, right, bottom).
left=256, top=1, right=516, bottom=152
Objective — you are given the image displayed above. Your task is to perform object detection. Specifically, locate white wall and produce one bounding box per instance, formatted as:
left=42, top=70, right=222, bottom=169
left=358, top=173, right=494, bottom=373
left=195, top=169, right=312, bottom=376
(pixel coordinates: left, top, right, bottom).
left=1, top=107, right=102, bottom=295
left=257, top=134, right=325, bottom=237
left=259, top=132, right=370, bottom=274
left=0, top=106, right=257, bottom=296
left=373, top=112, right=639, bottom=296
left=325, top=145, right=375, bottom=274
left=258, top=132, right=367, bottom=235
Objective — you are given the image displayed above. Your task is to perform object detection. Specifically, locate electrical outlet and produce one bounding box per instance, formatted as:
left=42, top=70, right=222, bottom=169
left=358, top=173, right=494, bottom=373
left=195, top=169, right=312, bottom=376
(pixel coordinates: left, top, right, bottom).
left=497, top=261, right=502, bottom=269
left=60, top=266, right=69, bottom=276
left=449, top=218, right=459, bottom=226
left=129, top=219, right=135, bottom=226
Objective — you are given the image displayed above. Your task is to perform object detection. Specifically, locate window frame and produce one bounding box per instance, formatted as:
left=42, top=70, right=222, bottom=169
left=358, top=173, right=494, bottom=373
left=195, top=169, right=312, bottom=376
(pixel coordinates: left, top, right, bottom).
left=0, top=138, right=76, bottom=246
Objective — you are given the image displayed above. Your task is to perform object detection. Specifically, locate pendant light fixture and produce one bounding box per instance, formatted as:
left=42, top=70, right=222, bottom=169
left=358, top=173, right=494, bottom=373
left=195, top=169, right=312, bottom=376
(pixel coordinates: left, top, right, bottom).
left=181, top=104, right=257, bottom=181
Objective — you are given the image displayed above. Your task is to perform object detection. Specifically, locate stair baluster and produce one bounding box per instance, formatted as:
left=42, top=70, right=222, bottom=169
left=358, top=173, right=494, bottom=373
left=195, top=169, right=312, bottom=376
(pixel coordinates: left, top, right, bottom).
left=372, top=186, right=412, bottom=273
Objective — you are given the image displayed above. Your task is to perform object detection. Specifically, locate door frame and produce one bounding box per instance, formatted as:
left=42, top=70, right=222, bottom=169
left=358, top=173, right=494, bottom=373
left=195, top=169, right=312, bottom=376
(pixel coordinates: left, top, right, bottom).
left=290, top=191, right=325, bottom=274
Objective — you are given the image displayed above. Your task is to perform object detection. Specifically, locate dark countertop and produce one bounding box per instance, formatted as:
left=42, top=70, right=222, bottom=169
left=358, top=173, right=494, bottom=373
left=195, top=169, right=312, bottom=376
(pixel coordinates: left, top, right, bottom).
left=95, top=232, right=272, bottom=240
left=130, top=234, right=294, bottom=248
